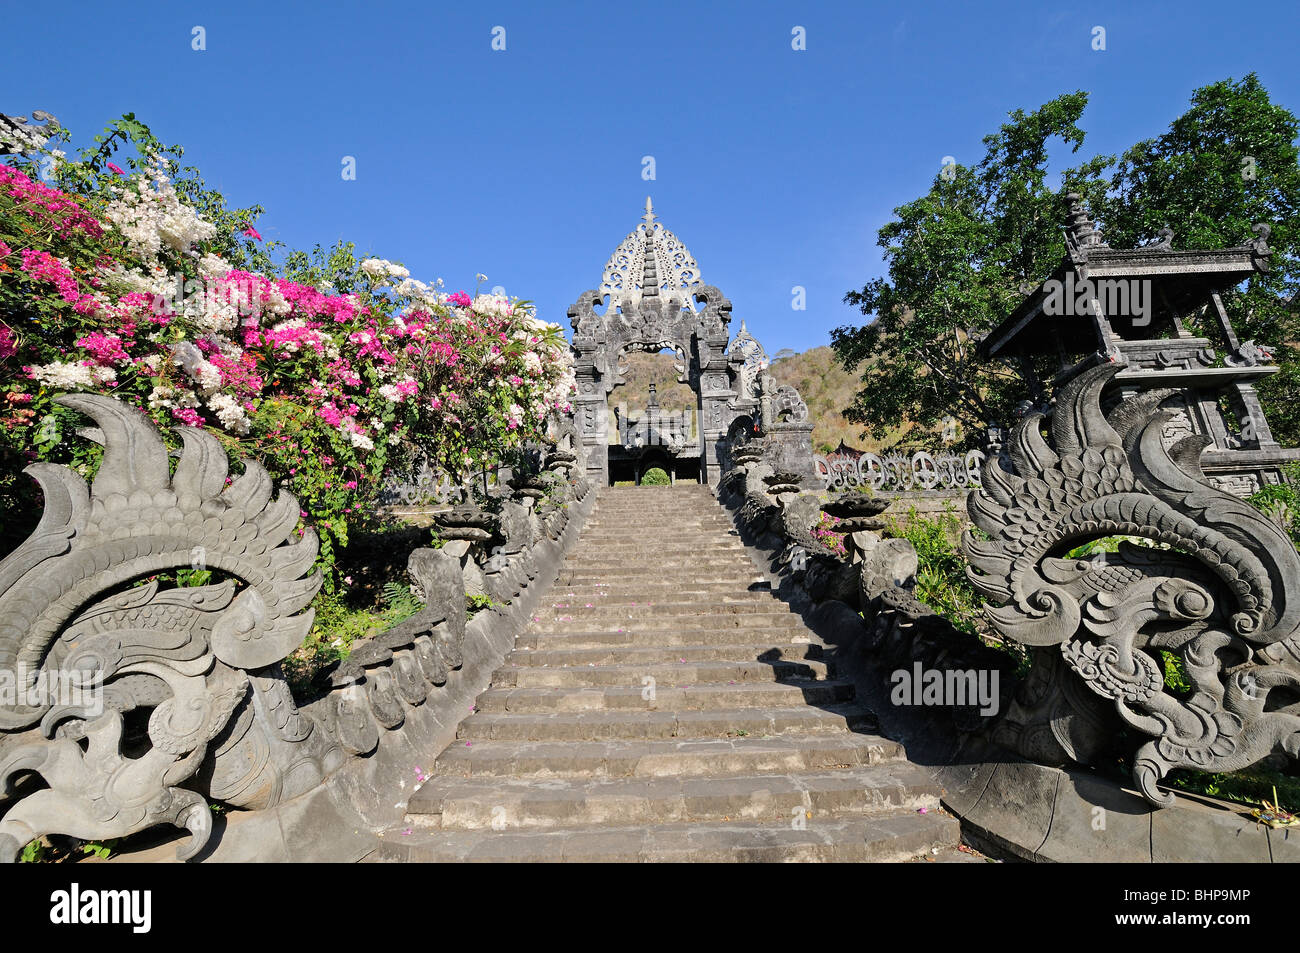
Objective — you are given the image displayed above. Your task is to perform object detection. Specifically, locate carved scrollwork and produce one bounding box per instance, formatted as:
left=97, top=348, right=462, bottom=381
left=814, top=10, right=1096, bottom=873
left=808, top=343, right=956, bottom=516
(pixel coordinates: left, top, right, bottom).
left=815, top=448, right=985, bottom=492
left=0, top=395, right=329, bottom=860
left=963, top=363, right=1300, bottom=806
left=599, top=212, right=702, bottom=311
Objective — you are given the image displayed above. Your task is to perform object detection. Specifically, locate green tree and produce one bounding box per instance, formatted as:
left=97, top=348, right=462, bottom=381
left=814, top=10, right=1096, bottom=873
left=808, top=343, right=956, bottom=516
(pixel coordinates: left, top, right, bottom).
left=1094, top=74, right=1300, bottom=444
left=836, top=75, right=1300, bottom=446
left=833, top=92, right=1110, bottom=443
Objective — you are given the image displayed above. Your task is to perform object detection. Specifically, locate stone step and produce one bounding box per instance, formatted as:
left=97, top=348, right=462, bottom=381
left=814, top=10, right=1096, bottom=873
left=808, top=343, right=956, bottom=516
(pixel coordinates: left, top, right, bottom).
left=516, top=626, right=813, bottom=650
left=566, top=541, right=746, bottom=555
left=387, top=481, right=955, bottom=862
left=915, top=845, right=995, bottom=863
left=455, top=704, right=877, bottom=742
left=560, top=554, right=750, bottom=569
left=578, top=528, right=740, bottom=540
left=581, top=518, right=735, bottom=528
left=541, top=587, right=781, bottom=605
left=473, top=679, right=856, bottom=714
left=581, top=518, right=733, bottom=528
left=590, top=499, right=722, bottom=504
left=528, top=617, right=804, bottom=638
left=555, top=571, right=765, bottom=587
left=529, top=607, right=799, bottom=633
left=595, top=487, right=715, bottom=493
left=534, top=600, right=795, bottom=616
left=504, top=642, right=826, bottom=668
left=406, top=765, right=942, bottom=829
left=492, top=657, right=834, bottom=688
left=430, top=733, right=900, bottom=780
left=581, top=524, right=736, bottom=531
left=561, top=551, right=747, bottom=564
left=371, top=812, right=959, bottom=863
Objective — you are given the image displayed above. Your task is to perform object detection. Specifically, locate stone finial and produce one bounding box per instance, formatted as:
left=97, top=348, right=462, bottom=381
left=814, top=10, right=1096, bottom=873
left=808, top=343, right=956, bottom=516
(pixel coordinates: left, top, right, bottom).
left=1064, top=192, right=1106, bottom=250
left=642, top=196, right=656, bottom=224
left=640, top=225, right=660, bottom=298
left=1251, top=223, right=1273, bottom=272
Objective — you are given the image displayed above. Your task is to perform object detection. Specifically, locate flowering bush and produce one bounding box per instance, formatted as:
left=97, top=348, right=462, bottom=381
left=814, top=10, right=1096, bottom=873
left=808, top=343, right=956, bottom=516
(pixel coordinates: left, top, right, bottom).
left=0, top=116, right=575, bottom=588
left=810, top=511, right=847, bottom=558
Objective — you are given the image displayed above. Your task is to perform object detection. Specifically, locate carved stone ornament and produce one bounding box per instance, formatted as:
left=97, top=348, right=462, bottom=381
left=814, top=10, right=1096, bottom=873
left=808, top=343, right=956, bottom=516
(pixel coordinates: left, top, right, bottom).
left=729, top=320, right=768, bottom=400
left=964, top=364, right=1300, bottom=806
left=771, top=385, right=808, bottom=424
left=0, top=395, right=328, bottom=860
left=599, top=197, right=702, bottom=311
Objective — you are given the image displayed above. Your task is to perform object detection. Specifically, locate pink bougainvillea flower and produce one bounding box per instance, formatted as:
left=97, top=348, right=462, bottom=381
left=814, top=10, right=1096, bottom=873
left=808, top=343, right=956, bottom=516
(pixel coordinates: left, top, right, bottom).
left=242, top=225, right=262, bottom=240
left=106, top=162, right=125, bottom=176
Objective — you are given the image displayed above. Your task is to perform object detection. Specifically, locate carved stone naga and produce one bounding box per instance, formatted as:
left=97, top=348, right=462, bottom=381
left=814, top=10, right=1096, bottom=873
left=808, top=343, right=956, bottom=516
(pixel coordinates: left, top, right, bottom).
left=0, top=395, right=475, bottom=860
left=964, top=363, right=1300, bottom=806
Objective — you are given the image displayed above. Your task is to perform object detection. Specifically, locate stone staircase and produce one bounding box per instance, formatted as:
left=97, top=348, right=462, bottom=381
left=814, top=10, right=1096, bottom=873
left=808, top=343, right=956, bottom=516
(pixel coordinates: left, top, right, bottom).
left=375, top=484, right=963, bottom=862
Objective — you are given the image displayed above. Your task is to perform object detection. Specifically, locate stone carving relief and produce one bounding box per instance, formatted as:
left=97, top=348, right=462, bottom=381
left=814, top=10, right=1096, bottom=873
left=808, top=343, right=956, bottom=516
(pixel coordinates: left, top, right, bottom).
left=729, top=320, right=768, bottom=400
left=816, top=449, right=985, bottom=493
left=964, top=364, right=1300, bottom=806
left=0, top=390, right=598, bottom=860
left=0, top=395, right=332, bottom=860
left=1157, top=394, right=1198, bottom=448
left=772, top=385, right=808, bottom=424
left=1208, top=473, right=1261, bottom=497
left=599, top=198, right=702, bottom=311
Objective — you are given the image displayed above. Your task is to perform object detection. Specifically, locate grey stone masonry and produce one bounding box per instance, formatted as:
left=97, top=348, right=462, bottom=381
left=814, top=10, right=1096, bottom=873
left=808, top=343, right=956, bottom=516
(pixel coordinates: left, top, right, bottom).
left=567, top=199, right=815, bottom=488
left=372, top=485, right=960, bottom=861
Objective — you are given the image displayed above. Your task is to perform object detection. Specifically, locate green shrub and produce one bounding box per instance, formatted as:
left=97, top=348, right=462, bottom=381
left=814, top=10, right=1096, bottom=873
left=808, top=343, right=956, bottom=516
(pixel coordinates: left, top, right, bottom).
left=283, top=581, right=423, bottom=695
left=885, top=505, right=1029, bottom=675
left=640, top=467, right=670, bottom=486
left=885, top=506, right=982, bottom=634
left=1247, top=464, right=1300, bottom=549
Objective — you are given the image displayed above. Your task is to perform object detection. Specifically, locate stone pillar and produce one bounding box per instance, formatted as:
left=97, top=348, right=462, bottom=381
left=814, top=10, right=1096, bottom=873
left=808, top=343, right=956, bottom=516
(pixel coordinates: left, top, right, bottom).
left=1232, top=381, right=1279, bottom=449
left=574, top=381, right=608, bottom=484
left=698, top=337, right=735, bottom=486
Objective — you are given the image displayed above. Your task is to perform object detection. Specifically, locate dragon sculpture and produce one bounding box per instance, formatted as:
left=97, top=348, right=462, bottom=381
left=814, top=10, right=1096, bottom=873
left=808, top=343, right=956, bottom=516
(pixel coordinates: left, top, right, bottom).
left=0, top=394, right=336, bottom=859
left=0, top=394, right=476, bottom=860
left=964, top=363, right=1300, bottom=806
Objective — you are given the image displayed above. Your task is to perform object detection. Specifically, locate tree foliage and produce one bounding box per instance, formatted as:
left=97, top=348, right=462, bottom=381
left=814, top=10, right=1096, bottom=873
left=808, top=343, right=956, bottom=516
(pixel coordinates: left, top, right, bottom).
left=836, top=75, right=1300, bottom=445
left=1096, top=75, right=1300, bottom=443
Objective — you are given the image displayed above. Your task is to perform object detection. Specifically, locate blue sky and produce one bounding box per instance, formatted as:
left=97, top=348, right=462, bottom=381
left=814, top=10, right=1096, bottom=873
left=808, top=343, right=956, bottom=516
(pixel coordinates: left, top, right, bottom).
left=7, top=0, right=1300, bottom=355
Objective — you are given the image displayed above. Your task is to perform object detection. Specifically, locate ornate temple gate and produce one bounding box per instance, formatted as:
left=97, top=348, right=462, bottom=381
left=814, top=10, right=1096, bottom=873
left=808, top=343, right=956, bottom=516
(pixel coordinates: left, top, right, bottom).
left=567, top=199, right=811, bottom=487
